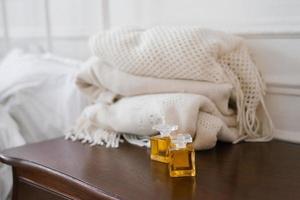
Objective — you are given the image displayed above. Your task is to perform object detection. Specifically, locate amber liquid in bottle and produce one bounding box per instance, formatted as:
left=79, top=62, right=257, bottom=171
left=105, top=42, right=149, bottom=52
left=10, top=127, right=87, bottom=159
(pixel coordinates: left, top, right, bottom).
left=150, top=136, right=171, bottom=163
left=169, top=144, right=195, bottom=177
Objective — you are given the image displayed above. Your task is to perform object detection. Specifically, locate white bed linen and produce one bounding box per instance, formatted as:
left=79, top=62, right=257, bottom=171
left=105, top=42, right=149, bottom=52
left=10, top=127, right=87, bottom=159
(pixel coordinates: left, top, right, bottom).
left=0, top=49, right=89, bottom=199
left=0, top=49, right=89, bottom=143
left=0, top=106, right=25, bottom=200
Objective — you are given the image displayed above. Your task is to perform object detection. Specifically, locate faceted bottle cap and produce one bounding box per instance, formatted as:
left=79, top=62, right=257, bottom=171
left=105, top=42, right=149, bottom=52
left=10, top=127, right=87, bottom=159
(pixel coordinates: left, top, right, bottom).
left=171, top=134, right=193, bottom=149
left=152, top=124, right=178, bottom=137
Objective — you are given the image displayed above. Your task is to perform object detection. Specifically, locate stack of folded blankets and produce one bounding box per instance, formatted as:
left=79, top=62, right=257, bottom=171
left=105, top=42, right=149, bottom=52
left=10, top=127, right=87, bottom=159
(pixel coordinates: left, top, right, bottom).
left=66, top=27, right=273, bottom=150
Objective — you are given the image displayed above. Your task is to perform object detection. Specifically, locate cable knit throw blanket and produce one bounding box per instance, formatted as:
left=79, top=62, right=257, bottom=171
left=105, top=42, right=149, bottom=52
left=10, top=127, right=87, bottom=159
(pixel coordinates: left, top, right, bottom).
left=66, top=27, right=273, bottom=150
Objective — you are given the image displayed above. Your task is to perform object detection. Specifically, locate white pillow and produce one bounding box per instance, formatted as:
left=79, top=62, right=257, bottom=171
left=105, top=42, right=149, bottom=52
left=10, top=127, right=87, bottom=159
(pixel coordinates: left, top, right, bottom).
left=0, top=49, right=89, bottom=143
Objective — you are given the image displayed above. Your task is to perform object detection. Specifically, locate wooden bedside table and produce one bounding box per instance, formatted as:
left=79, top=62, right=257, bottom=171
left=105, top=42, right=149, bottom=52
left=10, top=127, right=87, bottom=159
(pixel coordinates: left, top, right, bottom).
left=1, top=138, right=300, bottom=200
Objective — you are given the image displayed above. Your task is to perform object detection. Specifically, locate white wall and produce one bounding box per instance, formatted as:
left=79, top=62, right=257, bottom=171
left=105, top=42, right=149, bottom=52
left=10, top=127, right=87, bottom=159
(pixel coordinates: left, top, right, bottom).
left=0, top=0, right=104, bottom=59
left=1, top=0, right=300, bottom=142
left=109, top=0, right=300, bottom=32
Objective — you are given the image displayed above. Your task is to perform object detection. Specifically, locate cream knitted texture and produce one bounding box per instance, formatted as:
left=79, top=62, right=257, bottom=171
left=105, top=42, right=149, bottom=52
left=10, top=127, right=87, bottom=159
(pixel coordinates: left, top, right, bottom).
left=66, top=27, right=274, bottom=149
left=90, top=27, right=273, bottom=139
left=90, top=27, right=233, bottom=83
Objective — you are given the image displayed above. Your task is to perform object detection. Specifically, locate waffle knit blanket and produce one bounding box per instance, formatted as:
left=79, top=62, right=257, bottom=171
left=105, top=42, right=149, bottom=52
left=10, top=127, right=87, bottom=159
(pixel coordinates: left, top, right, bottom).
left=66, top=27, right=273, bottom=150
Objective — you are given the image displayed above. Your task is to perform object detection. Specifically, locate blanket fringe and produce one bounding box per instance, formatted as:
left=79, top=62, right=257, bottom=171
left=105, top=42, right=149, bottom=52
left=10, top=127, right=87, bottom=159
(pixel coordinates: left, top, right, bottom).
left=64, top=104, right=151, bottom=148
left=65, top=119, right=123, bottom=148
left=122, top=134, right=150, bottom=147
left=222, top=64, right=245, bottom=136
left=222, top=63, right=274, bottom=142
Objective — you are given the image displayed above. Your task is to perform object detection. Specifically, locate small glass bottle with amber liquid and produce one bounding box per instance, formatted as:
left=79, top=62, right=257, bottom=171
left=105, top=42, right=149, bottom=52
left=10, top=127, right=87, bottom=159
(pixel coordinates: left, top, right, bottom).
left=169, top=134, right=196, bottom=177
left=150, top=124, right=178, bottom=163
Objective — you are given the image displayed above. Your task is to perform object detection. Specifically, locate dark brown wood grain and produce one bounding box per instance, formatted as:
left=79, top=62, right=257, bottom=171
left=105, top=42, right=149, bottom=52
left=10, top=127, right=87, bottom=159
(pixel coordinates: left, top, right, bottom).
left=1, top=138, right=300, bottom=200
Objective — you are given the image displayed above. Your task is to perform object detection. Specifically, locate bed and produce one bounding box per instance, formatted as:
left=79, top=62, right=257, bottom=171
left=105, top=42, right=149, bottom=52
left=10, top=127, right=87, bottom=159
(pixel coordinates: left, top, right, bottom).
left=0, top=0, right=108, bottom=198
left=0, top=49, right=89, bottom=200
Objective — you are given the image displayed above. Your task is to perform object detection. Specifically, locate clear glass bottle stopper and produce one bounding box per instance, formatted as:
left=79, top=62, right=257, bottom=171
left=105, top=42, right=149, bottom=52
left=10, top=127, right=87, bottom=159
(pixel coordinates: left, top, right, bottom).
left=152, top=124, right=178, bottom=137
left=171, top=134, right=193, bottom=149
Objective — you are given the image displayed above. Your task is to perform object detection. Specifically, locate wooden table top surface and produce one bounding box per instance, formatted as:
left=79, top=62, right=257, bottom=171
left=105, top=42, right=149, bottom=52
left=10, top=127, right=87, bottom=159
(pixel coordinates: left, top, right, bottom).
left=1, top=138, right=300, bottom=200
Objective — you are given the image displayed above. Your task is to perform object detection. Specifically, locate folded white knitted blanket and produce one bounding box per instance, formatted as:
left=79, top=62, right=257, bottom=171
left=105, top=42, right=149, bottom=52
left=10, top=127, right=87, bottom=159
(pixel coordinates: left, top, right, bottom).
left=66, top=27, right=273, bottom=150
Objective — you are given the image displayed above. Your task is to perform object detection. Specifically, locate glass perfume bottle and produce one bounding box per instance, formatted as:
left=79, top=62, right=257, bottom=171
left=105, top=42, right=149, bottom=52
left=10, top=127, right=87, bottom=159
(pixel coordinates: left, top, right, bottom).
left=169, top=134, right=196, bottom=177
left=150, top=124, right=178, bottom=163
